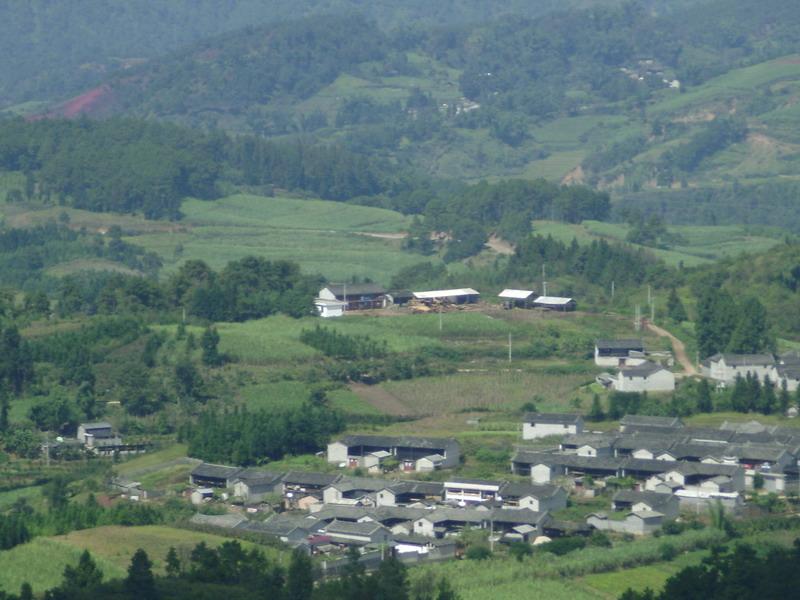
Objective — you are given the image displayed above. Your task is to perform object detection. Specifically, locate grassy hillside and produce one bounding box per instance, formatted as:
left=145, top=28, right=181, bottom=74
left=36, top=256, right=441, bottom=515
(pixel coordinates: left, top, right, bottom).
left=532, top=220, right=784, bottom=267
left=0, top=526, right=283, bottom=594
left=125, top=194, right=421, bottom=284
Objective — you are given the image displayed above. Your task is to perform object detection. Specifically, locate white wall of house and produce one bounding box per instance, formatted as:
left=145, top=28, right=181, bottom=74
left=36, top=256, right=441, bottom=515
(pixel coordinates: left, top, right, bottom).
left=322, top=487, right=344, bottom=504
left=708, top=358, right=774, bottom=384
left=615, top=369, right=675, bottom=392
left=531, top=464, right=554, bottom=484
left=413, top=518, right=436, bottom=537
left=416, top=457, right=441, bottom=472
left=376, top=490, right=396, bottom=507
left=327, top=442, right=349, bottom=464
left=523, top=422, right=581, bottom=440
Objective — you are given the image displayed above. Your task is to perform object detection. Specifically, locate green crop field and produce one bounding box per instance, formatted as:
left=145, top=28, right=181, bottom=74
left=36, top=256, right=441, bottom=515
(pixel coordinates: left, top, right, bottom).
left=531, top=220, right=782, bottom=267
left=0, top=526, right=285, bottom=595
left=126, top=194, right=422, bottom=284
left=380, top=369, right=594, bottom=416
left=651, top=56, right=800, bottom=115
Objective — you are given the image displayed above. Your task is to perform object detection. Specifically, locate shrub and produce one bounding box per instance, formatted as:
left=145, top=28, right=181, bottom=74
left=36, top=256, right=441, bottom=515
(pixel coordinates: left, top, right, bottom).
left=539, top=536, right=587, bottom=556
left=465, top=545, right=492, bottom=560
left=659, top=542, right=677, bottom=561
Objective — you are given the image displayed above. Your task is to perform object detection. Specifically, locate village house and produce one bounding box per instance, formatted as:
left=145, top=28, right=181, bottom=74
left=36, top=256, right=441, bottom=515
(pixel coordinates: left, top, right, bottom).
left=532, top=296, right=576, bottom=311
left=701, top=353, right=776, bottom=385
left=498, top=289, right=537, bottom=309
left=522, top=412, right=584, bottom=440
left=594, top=339, right=646, bottom=367
left=190, top=463, right=243, bottom=488
left=282, top=472, right=341, bottom=508
left=322, top=477, right=391, bottom=506
left=412, top=507, right=549, bottom=539
left=619, top=415, right=684, bottom=434
left=613, top=362, right=675, bottom=392
left=320, top=520, right=392, bottom=546
left=611, top=490, right=680, bottom=519
left=497, top=482, right=568, bottom=512
left=560, top=433, right=617, bottom=457
left=77, top=421, right=114, bottom=444
left=327, top=434, right=461, bottom=471
left=317, top=283, right=388, bottom=311
left=587, top=510, right=664, bottom=536
left=375, top=481, right=444, bottom=507
left=232, top=469, right=283, bottom=504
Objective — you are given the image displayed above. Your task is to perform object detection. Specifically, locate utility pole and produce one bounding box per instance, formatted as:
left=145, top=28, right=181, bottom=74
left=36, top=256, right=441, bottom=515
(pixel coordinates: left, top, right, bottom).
left=543, top=281, right=548, bottom=296
left=611, top=280, right=615, bottom=300
left=439, top=304, right=443, bottom=332
left=634, top=304, right=641, bottom=331
left=647, top=285, right=652, bottom=306
left=651, top=297, right=655, bottom=323
left=44, top=432, right=50, bottom=467
left=508, top=333, right=512, bottom=363
left=343, top=282, right=347, bottom=313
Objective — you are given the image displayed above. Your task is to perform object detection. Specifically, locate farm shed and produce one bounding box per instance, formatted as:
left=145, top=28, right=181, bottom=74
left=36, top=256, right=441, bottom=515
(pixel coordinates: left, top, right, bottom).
left=533, top=296, right=576, bottom=311
left=314, top=298, right=347, bottom=318
left=412, top=288, right=480, bottom=305
left=498, top=288, right=536, bottom=308
left=318, top=283, right=388, bottom=310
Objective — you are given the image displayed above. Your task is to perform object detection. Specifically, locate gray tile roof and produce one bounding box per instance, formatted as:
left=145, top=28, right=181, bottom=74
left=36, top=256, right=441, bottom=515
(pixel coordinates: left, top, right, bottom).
left=323, top=519, right=388, bottom=536
left=523, top=412, right=583, bottom=425
left=596, top=339, right=644, bottom=351
left=620, top=415, right=684, bottom=429
left=619, top=362, right=667, bottom=378
left=191, top=463, right=243, bottom=480
left=339, top=434, right=458, bottom=451
left=283, top=471, right=341, bottom=487
left=323, top=283, right=387, bottom=298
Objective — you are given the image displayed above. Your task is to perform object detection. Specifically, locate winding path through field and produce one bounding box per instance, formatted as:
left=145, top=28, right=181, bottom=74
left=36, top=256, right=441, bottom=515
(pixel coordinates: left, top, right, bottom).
left=644, top=320, right=697, bottom=376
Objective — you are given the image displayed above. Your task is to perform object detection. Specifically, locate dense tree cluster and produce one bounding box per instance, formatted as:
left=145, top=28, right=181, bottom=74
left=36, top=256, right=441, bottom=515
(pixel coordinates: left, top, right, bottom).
left=54, top=256, right=319, bottom=322
left=505, top=234, right=670, bottom=290
left=182, top=400, right=344, bottom=465
left=300, top=326, right=388, bottom=360
left=0, top=119, right=221, bottom=219
left=694, top=283, right=772, bottom=358
left=0, top=223, right=161, bottom=290
left=620, top=540, right=800, bottom=600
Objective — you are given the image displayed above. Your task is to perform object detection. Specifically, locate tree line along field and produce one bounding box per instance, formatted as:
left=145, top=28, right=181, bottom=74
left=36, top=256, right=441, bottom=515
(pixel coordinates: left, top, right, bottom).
left=532, top=220, right=784, bottom=267
left=0, top=525, right=285, bottom=595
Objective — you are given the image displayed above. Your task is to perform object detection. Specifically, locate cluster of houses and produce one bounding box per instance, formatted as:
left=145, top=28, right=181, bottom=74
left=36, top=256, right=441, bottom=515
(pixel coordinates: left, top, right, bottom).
left=326, top=434, right=460, bottom=473
left=313, top=284, right=575, bottom=318
left=187, top=463, right=574, bottom=557
left=593, top=339, right=800, bottom=397
left=701, top=352, right=800, bottom=391
left=593, top=339, right=676, bottom=392
left=515, top=413, right=800, bottom=519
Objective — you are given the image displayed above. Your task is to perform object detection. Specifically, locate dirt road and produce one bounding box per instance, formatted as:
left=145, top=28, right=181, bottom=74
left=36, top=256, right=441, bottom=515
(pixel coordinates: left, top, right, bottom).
left=644, top=320, right=697, bottom=376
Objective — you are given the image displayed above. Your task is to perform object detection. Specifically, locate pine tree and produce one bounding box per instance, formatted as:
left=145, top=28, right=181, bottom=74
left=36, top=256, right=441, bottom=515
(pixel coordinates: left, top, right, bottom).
left=727, top=297, right=771, bottom=354
left=201, top=327, right=222, bottom=366
left=372, top=556, right=408, bottom=600
left=696, top=379, right=714, bottom=413
left=165, top=547, right=181, bottom=578
left=779, top=379, right=791, bottom=415
left=286, top=549, right=314, bottom=600
left=666, top=288, right=687, bottom=323
left=588, top=394, right=605, bottom=421
left=0, top=387, right=9, bottom=433
left=760, top=375, right=776, bottom=415
left=63, top=550, right=103, bottom=590
left=730, top=374, right=748, bottom=413
left=19, top=582, right=33, bottom=600
left=126, top=549, right=158, bottom=600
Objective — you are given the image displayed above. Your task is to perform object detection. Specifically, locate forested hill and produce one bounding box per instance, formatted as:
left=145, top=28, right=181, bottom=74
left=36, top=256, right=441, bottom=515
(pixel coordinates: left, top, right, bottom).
left=0, top=0, right=636, bottom=108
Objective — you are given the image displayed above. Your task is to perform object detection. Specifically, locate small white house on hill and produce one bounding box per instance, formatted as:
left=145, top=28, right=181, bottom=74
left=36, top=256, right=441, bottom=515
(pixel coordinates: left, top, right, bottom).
left=613, top=362, right=675, bottom=393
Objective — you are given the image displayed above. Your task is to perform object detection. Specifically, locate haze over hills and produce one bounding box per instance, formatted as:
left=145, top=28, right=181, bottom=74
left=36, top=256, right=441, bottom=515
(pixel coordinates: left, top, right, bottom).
left=7, top=0, right=800, bottom=232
